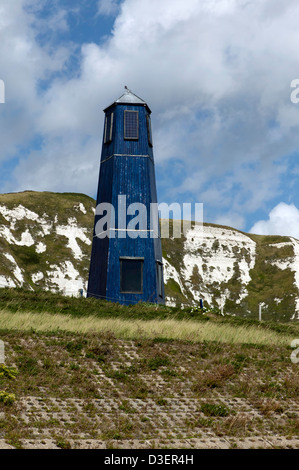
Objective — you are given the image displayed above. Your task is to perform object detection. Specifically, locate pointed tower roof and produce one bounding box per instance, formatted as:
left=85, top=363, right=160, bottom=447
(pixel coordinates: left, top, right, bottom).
left=104, top=86, right=151, bottom=113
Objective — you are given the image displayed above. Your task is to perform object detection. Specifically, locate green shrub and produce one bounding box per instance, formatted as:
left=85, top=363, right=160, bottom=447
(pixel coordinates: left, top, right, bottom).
left=201, top=403, right=230, bottom=417
left=0, top=365, right=18, bottom=379
left=0, top=391, right=16, bottom=405
left=147, top=356, right=170, bottom=370
left=17, top=357, right=40, bottom=375
left=55, top=438, right=71, bottom=449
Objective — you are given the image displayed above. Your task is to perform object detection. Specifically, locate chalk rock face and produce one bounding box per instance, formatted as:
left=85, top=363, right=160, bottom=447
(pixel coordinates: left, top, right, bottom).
left=161, top=220, right=299, bottom=321
left=0, top=191, right=298, bottom=321
left=0, top=191, right=94, bottom=296
left=182, top=224, right=256, bottom=307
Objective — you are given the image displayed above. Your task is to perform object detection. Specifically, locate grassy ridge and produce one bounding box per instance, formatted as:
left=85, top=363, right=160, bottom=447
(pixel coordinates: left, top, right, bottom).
left=0, top=288, right=298, bottom=346
left=0, top=311, right=295, bottom=346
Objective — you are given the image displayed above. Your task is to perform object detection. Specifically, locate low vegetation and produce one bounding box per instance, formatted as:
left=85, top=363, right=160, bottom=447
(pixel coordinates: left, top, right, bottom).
left=0, top=288, right=298, bottom=448
left=0, top=288, right=298, bottom=346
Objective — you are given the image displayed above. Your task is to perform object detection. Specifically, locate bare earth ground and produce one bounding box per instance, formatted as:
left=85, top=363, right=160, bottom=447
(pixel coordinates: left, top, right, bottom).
left=0, top=331, right=298, bottom=449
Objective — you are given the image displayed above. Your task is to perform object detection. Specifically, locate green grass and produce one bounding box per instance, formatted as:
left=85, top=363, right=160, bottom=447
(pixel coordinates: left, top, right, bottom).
left=0, top=391, right=16, bottom=405
left=0, top=309, right=297, bottom=347
left=0, top=288, right=298, bottom=346
left=0, top=323, right=298, bottom=446
left=201, top=403, right=230, bottom=417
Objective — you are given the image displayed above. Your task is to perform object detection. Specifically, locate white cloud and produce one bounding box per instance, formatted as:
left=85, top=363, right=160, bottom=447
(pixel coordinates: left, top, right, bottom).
left=250, top=202, right=299, bottom=238
left=2, top=0, right=299, bottom=230
left=97, top=0, right=120, bottom=16
left=7, top=135, right=101, bottom=196
left=214, top=212, right=246, bottom=232
left=0, top=0, right=71, bottom=160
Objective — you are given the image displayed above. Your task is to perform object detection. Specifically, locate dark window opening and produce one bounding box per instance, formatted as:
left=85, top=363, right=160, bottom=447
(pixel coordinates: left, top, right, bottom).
left=124, top=110, right=139, bottom=140
left=120, top=258, right=143, bottom=293
left=156, top=261, right=163, bottom=298
left=104, top=112, right=114, bottom=143
left=146, top=114, right=153, bottom=147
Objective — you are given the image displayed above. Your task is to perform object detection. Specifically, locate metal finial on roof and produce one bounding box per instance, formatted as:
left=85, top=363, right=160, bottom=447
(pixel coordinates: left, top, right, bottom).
left=104, top=87, right=151, bottom=113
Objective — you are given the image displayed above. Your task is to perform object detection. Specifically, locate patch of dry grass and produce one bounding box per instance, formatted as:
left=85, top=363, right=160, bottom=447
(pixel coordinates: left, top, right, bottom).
left=0, top=310, right=296, bottom=347
left=193, top=364, right=235, bottom=393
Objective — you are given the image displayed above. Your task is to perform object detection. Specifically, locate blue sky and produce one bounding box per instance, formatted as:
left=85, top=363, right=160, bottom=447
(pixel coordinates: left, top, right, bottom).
left=1, top=0, right=299, bottom=236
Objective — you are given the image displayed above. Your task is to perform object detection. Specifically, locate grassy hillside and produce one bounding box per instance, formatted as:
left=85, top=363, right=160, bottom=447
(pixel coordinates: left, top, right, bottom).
left=223, top=233, right=298, bottom=321
left=0, top=191, right=95, bottom=292
left=0, top=288, right=298, bottom=345
left=1, top=193, right=299, bottom=449
left=1, top=191, right=299, bottom=321
left=162, top=220, right=299, bottom=321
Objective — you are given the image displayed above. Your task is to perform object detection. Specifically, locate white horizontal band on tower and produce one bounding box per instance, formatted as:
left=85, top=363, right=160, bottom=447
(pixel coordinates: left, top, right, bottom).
left=94, top=228, right=160, bottom=238
left=101, top=154, right=151, bottom=164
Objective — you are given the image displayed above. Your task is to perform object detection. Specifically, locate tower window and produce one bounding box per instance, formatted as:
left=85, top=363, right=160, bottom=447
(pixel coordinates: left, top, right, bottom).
left=124, top=110, right=139, bottom=140
left=104, top=112, right=114, bottom=143
left=146, top=114, right=153, bottom=147
left=156, top=261, right=163, bottom=298
left=120, top=257, right=143, bottom=293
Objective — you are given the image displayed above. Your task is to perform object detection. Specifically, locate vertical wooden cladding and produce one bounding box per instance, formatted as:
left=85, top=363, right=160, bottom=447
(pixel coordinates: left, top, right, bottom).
left=88, top=90, right=164, bottom=305
left=87, top=157, right=114, bottom=299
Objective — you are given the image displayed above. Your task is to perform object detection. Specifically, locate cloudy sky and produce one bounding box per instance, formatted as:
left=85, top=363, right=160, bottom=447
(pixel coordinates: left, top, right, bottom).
left=1, top=0, right=299, bottom=236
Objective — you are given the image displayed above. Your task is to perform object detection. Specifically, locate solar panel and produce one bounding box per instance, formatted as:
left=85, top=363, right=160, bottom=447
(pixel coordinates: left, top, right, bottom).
left=124, top=110, right=139, bottom=140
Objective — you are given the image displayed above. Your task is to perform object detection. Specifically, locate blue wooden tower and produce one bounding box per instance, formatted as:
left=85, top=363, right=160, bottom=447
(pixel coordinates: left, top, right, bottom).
left=87, top=87, right=165, bottom=305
